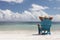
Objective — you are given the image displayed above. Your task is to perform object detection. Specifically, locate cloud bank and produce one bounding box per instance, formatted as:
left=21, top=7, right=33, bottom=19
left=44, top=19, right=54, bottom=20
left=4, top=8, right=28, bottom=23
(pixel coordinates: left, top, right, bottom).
left=51, top=14, right=60, bottom=22
left=0, top=0, right=23, bottom=3
left=0, top=4, right=60, bottom=22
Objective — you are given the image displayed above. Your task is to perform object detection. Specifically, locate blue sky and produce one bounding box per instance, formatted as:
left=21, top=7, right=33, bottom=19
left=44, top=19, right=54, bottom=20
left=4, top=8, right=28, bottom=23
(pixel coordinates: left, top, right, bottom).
left=0, top=0, right=60, bottom=14
left=0, top=0, right=60, bottom=22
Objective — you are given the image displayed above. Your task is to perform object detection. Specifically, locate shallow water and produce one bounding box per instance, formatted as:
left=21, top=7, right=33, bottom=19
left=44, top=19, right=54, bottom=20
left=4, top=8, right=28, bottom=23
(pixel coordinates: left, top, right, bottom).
left=0, top=22, right=60, bottom=31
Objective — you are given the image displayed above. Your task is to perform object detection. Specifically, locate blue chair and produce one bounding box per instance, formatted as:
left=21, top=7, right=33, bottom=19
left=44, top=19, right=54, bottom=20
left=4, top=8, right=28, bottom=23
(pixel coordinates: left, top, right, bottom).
left=40, top=18, right=52, bottom=35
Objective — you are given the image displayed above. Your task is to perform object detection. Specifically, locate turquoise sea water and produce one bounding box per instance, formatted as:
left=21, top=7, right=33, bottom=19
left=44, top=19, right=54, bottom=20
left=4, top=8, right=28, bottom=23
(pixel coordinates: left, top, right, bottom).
left=0, top=22, right=60, bottom=31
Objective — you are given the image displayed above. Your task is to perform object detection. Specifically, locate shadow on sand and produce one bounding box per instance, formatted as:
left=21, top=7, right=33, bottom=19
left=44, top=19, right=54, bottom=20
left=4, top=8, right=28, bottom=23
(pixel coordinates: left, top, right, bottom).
left=32, top=33, right=49, bottom=36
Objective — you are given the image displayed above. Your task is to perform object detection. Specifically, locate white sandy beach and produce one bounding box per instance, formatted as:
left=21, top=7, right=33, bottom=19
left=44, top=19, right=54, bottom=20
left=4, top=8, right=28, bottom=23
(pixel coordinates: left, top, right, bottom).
left=0, top=30, right=60, bottom=40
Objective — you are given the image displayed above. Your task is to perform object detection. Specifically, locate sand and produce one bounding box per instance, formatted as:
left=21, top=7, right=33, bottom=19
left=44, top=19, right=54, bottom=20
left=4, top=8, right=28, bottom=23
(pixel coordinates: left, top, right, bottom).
left=0, top=30, right=60, bottom=40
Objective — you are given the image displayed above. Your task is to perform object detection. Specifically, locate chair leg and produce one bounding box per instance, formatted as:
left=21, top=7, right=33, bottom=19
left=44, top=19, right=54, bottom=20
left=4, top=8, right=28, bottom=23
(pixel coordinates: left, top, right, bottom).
left=47, top=29, right=51, bottom=35
left=38, top=28, right=42, bottom=34
left=38, top=30, right=40, bottom=34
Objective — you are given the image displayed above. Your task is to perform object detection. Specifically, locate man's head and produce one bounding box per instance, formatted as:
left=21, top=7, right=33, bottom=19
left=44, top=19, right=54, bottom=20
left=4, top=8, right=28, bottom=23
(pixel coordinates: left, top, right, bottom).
left=39, top=16, right=53, bottom=21
left=44, top=16, right=49, bottom=19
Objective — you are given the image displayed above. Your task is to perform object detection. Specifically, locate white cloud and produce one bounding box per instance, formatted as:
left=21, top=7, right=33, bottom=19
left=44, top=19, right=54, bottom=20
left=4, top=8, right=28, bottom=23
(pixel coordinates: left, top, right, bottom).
left=53, top=7, right=60, bottom=9
left=0, top=0, right=23, bottom=3
left=0, top=10, right=48, bottom=22
left=29, top=4, right=49, bottom=17
left=0, top=9, right=33, bottom=21
left=0, top=4, right=49, bottom=22
left=51, top=14, right=60, bottom=22
left=56, top=0, right=60, bottom=1
left=0, top=4, right=60, bottom=22
left=30, top=4, right=49, bottom=10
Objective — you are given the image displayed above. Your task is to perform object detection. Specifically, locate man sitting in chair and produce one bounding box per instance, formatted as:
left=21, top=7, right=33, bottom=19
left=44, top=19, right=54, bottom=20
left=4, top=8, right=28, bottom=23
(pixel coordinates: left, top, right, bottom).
left=38, top=16, right=53, bottom=35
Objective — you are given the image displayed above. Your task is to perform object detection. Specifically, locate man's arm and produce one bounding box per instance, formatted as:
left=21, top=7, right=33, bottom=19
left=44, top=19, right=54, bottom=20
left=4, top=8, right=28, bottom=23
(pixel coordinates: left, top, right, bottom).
left=39, top=16, right=43, bottom=21
left=49, top=17, right=53, bottom=20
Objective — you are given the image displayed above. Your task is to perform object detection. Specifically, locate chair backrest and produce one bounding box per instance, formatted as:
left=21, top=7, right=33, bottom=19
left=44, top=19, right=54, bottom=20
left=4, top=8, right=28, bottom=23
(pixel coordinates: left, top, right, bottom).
left=41, top=18, right=52, bottom=29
